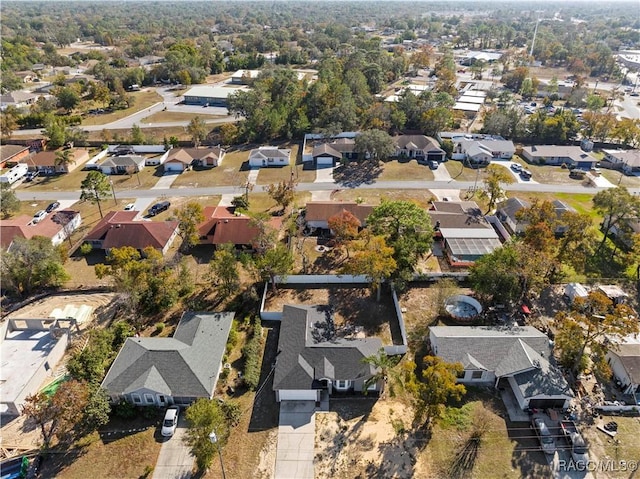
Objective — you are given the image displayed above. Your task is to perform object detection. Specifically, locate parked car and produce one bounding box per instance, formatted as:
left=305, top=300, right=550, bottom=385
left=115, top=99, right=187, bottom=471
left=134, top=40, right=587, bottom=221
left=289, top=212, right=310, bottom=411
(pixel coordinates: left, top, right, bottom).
left=520, top=170, right=532, bottom=181
left=148, top=201, right=170, bottom=216
left=161, top=406, right=180, bottom=437
left=560, top=421, right=589, bottom=467
left=24, top=171, right=39, bottom=182
left=46, top=201, right=60, bottom=213
left=532, top=417, right=556, bottom=455
left=32, top=210, right=47, bottom=224
left=510, top=163, right=522, bottom=173
left=429, top=160, right=439, bottom=169
left=124, top=203, right=136, bottom=211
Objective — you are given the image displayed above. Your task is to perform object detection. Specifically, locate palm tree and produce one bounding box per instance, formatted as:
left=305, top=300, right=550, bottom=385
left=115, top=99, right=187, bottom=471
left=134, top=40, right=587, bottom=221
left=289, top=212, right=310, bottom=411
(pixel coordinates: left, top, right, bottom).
left=362, top=348, right=404, bottom=398
left=54, top=149, right=73, bottom=173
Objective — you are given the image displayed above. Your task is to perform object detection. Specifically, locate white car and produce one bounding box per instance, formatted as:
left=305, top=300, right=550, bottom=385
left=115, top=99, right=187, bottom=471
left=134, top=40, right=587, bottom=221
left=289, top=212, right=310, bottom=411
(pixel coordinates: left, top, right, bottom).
left=124, top=203, right=136, bottom=211
left=33, top=210, right=47, bottom=223
left=161, top=406, right=179, bottom=437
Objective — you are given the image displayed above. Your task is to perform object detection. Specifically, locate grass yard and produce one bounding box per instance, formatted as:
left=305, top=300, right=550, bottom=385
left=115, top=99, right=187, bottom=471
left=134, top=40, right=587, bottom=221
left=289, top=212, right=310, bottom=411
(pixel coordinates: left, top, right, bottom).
left=600, top=169, right=640, bottom=188
left=81, top=90, right=163, bottom=126
left=39, top=426, right=162, bottom=479
left=378, top=158, right=434, bottom=181
left=444, top=161, right=488, bottom=183
left=256, top=163, right=317, bottom=184
left=140, top=111, right=226, bottom=124
left=171, top=149, right=250, bottom=188
left=332, top=188, right=438, bottom=208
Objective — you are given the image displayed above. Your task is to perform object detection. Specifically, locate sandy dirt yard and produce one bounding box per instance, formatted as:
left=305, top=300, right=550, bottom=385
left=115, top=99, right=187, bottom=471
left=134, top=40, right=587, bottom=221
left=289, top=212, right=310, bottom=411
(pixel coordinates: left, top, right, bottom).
left=1, top=292, right=117, bottom=454
left=315, top=398, right=431, bottom=479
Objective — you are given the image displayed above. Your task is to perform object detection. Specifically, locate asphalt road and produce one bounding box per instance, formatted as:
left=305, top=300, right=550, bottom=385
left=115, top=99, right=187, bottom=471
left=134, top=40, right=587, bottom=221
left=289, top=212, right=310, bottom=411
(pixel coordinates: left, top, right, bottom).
left=15, top=179, right=640, bottom=202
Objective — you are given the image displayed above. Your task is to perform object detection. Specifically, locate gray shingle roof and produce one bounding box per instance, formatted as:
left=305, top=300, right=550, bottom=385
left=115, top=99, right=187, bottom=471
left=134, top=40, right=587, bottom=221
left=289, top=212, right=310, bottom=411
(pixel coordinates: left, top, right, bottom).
left=273, top=305, right=383, bottom=391
left=102, top=312, right=234, bottom=398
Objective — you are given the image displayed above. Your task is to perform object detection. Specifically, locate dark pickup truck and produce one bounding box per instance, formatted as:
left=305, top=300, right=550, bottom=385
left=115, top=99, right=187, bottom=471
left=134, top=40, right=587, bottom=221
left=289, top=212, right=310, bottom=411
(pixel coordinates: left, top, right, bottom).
left=560, top=420, right=589, bottom=466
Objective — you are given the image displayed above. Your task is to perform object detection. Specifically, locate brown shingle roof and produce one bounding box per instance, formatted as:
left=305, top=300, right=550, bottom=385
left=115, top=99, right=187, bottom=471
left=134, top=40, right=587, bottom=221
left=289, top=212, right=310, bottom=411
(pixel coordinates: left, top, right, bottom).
left=1, top=145, right=29, bottom=163
left=305, top=201, right=374, bottom=225
left=22, top=149, right=89, bottom=168
left=198, top=206, right=282, bottom=246
left=85, top=211, right=178, bottom=250
left=0, top=210, right=80, bottom=248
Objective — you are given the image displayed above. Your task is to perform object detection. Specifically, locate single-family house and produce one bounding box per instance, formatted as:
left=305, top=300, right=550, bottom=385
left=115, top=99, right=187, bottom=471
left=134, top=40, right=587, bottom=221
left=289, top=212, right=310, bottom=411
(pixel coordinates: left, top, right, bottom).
left=98, top=155, right=146, bottom=175
left=230, top=69, right=261, bottom=84
left=0, top=318, right=76, bottom=416
left=605, top=334, right=640, bottom=405
left=496, top=197, right=576, bottom=235
left=451, top=137, right=515, bottom=165
left=102, top=311, right=234, bottom=407
left=20, top=148, right=89, bottom=174
left=311, top=138, right=358, bottom=166
left=0, top=145, right=30, bottom=168
left=393, top=135, right=445, bottom=163
left=521, top=145, right=598, bottom=169
left=429, top=326, right=574, bottom=410
left=197, top=206, right=283, bottom=249
left=603, top=214, right=640, bottom=249
left=273, top=305, right=384, bottom=402
left=248, top=146, right=291, bottom=168
left=163, top=147, right=225, bottom=172
left=0, top=210, right=82, bottom=249
left=602, top=149, right=640, bottom=175
left=84, top=211, right=179, bottom=254
left=428, top=201, right=502, bottom=266
left=304, top=201, right=374, bottom=232
left=0, top=91, right=39, bottom=111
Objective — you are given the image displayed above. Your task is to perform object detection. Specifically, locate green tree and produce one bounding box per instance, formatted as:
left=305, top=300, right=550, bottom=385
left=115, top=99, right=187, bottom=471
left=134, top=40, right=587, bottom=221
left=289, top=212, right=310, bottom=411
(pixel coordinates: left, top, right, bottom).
left=0, top=183, right=20, bottom=218
left=175, top=201, right=205, bottom=251
left=554, top=291, right=639, bottom=376
left=366, top=200, right=433, bottom=282
left=327, top=209, right=361, bottom=259
left=354, top=129, right=395, bottom=163
left=586, top=94, right=605, bottom=112
left=43, top=117, right=67, bottom=149
left=209, top=243, right=240, bottom=296
left=0, top=236, right=69, bottom=297
left=479, top=164, right=515, bottom=212
left=56, top=86, right=80, bottom=112
left=1, top=106, right=20, bottom=138
left=130, top=123, right=145, bottom=144
left=341, top=234, right=396, bottom=301
left=406, top=356, right=466, bottom=429
left=266, top=177, right=297, bottom=213
left=362, top=348, right=405, bottom=397
left=253, top=243, right=294, bottom=292
left=54, top=149, right=73, bottom=172
left=187, top=116, right=208, bottom=147
left=184, top=398, right=229, bottom=472
left=80, top=170, right=112, bottom=218
left=593, top=187, right=640, bottom=253
left=22, top=379, right=91, bottom=449
left=469, top=242, right=522, bottom=304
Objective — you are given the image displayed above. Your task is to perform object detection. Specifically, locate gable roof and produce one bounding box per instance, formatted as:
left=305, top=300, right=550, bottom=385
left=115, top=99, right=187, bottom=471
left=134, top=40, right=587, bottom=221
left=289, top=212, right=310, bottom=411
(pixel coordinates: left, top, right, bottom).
left=312, top=143, right=342, bottom=159
left=102, top=312, right=234, bottom=398
left=1, top=145, right=29, bottom=164
left=497, top=197, right=530, bottom=221
left=305, top=201, right=373, bottom=225
left=198, top=206, right=282, bottom=246
left=248, top=147, right=291, bottom=160
left=85, top=211, right=178, bottom=250
left=429, top=201, right=494, bottom=232
left=21, top=149, right=89, bottom=168
left=166, top=147, right=225, bottom=165
left=394, top=135, right=443, bottom=152
left=273, top=305, right=383, bottom=391
left=0, top=210, right=80, bottom=248
left=609, top=344, right=640, bottom=384
left=523, top=145, right=598, bottom=164
left=100, top=155, right=146, bottom=168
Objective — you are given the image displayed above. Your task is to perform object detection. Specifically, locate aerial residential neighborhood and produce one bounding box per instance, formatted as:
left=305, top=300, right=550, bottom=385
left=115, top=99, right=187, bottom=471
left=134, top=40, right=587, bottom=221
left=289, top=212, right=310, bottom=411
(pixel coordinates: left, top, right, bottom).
left=1, top=1, right=640, bottom=479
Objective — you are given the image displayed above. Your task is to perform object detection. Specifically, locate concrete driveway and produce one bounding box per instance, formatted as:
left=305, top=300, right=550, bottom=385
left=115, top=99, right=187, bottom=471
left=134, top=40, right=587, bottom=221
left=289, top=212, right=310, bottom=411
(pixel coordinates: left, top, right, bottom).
left=431, top=162, right=453, bottom=182
left=275, top=401, right=316, bottom=479
left=152, top=415, right=194, bottom=479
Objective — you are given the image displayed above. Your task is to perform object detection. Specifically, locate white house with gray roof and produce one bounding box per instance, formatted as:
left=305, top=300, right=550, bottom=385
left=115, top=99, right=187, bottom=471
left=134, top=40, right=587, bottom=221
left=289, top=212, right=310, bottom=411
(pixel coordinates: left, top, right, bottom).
left=273, top=305, right=384, bottom=402
left=429, top=326, right=573, bottom=411
left=102, top=311, right=234, bottom=407
left=451, top=137, right=515, bottom=165
left=248, top=146, right=292, bottom=167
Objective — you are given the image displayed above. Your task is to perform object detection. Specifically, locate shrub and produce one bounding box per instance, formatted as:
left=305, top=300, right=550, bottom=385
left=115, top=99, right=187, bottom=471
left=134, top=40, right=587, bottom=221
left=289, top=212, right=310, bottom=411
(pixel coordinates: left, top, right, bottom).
left=155, top=322, right=165, bottom=333
left=221, top=400, right=242, bottom=426
left=113, top=400, right=137, bottom=419
left=79, top=243, right=93, bottom=255
left=242, top=317, right=264, bottom=390
left=140, top=465, right=154, bottom=478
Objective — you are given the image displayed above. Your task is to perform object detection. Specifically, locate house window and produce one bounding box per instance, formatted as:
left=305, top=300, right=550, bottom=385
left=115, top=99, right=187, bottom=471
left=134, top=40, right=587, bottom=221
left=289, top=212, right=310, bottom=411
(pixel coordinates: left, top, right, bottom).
left=367, top=382, right=377, bottom=391
left=335, top=380, right=351, bottom=390
left=131, top=394, right=142, bottom=404
left=457, top=369, right=465, bottom=379
left=471, top=371, right=483, bottom=380
left=268, top=158, right=274, bottom=163
left=144, top=394, right=154, bottom=404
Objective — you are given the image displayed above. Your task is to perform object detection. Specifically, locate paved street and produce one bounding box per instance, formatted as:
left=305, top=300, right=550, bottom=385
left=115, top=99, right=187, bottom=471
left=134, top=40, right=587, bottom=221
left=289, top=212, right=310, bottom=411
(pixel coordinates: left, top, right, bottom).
left=15, top=179, right=640, bottom=203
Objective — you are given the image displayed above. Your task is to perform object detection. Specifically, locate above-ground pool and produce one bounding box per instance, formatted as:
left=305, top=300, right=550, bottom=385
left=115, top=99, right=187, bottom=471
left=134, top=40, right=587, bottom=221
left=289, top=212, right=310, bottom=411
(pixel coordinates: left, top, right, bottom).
left=445, top=295, right=483, bottom=322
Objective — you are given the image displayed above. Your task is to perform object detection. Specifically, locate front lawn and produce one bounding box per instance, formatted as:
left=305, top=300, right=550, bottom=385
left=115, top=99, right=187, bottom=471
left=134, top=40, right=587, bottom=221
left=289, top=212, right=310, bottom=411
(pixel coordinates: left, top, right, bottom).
left=377, top=158, right=434, bottom=182
left=170, top=149, right=250, bottom=188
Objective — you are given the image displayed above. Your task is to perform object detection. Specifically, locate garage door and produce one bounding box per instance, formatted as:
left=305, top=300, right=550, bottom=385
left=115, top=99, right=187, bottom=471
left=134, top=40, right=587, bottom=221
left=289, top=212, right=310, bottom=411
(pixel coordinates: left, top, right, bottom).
left=164, top=162, right=183, bottom=172
left=316, top=156, right=335, bottom=166
left=277, top=389, right=318, bottom=401
left=529, top=398, right=567, bottom=409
